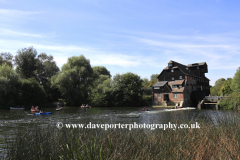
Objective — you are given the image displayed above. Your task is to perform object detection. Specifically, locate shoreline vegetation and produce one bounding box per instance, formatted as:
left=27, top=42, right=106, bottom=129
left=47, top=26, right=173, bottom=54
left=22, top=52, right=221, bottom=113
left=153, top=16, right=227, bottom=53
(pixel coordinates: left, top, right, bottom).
left=2, top=115, right=240, bottom=159
left=1, top=47, right=240, bottom=110
left=210, top=67, right=240, bottom=110
left=0, top=47, right=154, bottom=109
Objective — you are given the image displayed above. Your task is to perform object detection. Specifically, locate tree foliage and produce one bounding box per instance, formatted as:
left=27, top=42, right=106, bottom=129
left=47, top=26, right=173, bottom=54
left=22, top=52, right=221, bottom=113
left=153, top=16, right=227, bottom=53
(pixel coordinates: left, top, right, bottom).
left=112, top=72, right=142, bottom=106
left=219, top=78, right=232, bottom=96
left=210, top=78, right=225, bottom=96
left=0, top=64, right=20, bottom=106
left=15, top=47, right=38, bottom=79
left=149, top=74, right=158, bottom=87
left=51, top=55, right=93, bottom=105
left=219, top=68, right=240, bottom=110
left=0, top=52, right=13, bottom=67
left=18, top=78, right=46, bottom=105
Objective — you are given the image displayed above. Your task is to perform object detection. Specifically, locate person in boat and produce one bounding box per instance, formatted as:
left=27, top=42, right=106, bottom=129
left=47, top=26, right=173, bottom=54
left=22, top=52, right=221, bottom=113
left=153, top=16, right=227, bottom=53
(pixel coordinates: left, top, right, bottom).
left=142, top=107, right=149, bottom=111
left=175, top=103, right=178, bottom=109
left=57, top=103, right=60, bottom=109
left=86, top=104, right=89, bottom=108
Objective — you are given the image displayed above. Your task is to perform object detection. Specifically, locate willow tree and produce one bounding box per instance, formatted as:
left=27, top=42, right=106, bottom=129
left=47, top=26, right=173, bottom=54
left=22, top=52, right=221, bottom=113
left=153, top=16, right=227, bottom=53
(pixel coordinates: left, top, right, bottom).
left=89, top=66, right=112, bottom=107
left=15, top=47, right=38, bottom=79
left=51, top=55, right=93, bottom=105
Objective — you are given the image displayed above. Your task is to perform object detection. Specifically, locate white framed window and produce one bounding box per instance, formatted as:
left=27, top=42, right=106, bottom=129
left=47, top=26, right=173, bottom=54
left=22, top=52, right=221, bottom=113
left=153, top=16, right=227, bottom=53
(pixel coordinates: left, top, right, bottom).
left=172, top=77, right=174, bottom=80
left=174, top=93, right=177, bottom=98
left=169, top=63, right=172, bottom=67
left=179, top=76, right=182, bottom=79
left=179, top=85, right=182, bottom=88
left=154, top=87, right=160, bottom=89
left=171, top=69, right=174, bottom=72
left=158, top=94, right=161, bottom=98
left=172, top=85, right=177, bottom=88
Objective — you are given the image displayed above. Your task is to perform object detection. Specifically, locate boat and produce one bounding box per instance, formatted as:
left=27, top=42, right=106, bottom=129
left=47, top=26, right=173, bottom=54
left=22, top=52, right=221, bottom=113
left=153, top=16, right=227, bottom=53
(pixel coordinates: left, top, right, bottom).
left=31, top=109, right=39, bottom=112
left=56, top=107, right=62, bottom=111
left=34, top=112, right=52, bottom=115
left=10, top=107, right=25, bottom=110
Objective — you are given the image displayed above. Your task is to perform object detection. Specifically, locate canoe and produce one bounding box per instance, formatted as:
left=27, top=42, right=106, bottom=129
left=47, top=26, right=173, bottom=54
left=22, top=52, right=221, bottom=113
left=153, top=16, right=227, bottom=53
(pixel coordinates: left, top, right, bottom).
left=10, top=107, right=25, bottom=110
left=34, top=112, right=52, bottom=115
left=56, top=107, right=62, bottom=111
left=31, top=109, right=39, bottom=112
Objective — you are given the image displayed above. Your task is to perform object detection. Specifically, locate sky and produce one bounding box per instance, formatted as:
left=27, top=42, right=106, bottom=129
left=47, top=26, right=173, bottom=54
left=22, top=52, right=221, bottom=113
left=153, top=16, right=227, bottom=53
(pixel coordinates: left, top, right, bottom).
left=1, top=0, right=240, bottom=85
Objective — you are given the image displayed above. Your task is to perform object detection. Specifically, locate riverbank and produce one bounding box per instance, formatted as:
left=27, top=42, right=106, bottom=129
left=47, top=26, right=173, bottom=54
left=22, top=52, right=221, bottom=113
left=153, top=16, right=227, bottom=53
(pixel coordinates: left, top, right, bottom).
left=3, top=115, right=240, bottom=159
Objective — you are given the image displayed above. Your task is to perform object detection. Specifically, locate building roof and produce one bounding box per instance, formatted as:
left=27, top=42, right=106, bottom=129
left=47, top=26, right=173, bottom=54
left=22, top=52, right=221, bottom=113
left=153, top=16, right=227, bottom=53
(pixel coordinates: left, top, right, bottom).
left=187, top=62, right=206, bottom=67
left=153, top=81, right=168, bottom=87
left=163, top=60, right=201, bottom=77
left=168, top=80, right=185, bottom=85
left=171, top=87, right=185, bottom=92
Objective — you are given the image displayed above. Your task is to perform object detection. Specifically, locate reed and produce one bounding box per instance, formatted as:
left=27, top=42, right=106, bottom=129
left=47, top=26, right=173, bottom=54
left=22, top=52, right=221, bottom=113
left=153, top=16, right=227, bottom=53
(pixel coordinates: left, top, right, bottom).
left=3, top=115, right=240, bottom=160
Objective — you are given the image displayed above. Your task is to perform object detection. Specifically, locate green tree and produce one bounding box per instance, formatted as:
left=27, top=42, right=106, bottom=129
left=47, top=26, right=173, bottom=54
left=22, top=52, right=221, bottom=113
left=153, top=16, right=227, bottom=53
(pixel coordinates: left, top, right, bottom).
left=219, top=68, right=240, bottom=110
left=149, top=74, right=158, bottom=87
left=51, top=55, right=93, bottom=105
left=92, top=66, right=111, bottom=78
left=231, top=67, right=240, bottom=93
left=18, top=78, right=46, bottom=105
left=90, top=75, right=112, bottom=107
left=0, top=64, right=20, bottom=106
left=142, top=78, right=150, bottom=87
left=112, top=72, right=142, bottom=106
left=210, top=78, right=225, bottom=96
left=89, top=66, right=113, bottom=107
left=36, top=53, right=60, bottom=101
left=0, top=52, right=13, bottom=67
left=15, top=47, right=38, bottom=79
left=219, top=78, right=232, bottom=96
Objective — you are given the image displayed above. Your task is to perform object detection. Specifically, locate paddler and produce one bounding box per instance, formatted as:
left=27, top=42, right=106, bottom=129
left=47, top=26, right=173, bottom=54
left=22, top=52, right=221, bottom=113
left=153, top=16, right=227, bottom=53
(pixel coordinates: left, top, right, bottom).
left=57, top=103, right=60, bottom=109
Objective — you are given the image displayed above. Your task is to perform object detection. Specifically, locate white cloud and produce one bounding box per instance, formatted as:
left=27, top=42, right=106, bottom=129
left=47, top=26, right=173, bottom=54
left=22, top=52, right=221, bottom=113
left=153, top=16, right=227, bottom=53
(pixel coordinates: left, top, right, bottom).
left=0, top=28, right=44, bottom=38
left=0, top=9, right=41, bottom=16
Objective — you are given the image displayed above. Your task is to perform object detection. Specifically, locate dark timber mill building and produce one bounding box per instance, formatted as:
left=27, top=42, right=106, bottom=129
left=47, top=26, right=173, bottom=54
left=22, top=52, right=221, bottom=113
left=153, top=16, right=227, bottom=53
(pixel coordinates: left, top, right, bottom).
left=152, top=60, right=210, bottom=107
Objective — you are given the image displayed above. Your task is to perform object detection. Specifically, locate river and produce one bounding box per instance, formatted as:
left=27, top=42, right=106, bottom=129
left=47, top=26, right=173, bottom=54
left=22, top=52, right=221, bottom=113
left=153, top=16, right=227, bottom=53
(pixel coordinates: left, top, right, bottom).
left=0, top=106, right=239, bottom=154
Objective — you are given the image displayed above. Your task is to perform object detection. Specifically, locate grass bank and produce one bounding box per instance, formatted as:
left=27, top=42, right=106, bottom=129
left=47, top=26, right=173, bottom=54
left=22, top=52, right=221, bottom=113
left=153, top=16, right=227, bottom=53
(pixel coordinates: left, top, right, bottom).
left=2, top=116, right=240, bottom=160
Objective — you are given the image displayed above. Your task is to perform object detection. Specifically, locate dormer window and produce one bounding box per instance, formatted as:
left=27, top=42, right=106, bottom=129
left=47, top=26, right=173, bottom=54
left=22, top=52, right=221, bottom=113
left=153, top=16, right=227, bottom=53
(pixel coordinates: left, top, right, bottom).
left=171, top=69, right=174, bottom=72
left=169, top=63, right=172, bottom=67
left=154, top=87, right=160, bottom=89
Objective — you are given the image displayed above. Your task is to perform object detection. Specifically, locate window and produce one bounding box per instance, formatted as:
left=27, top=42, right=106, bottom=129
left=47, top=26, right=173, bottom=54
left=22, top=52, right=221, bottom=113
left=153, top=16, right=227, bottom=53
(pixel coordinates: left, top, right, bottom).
left=158, top=94, right=161, bottom=98
left=172, top=85, right=177, bottom=88
left=171, top=69, right=174, bottom=72
left=179, top=76, right=182, bottom=79
left=179, top=85, right=182, bottom=88
left=174, top=93, right=177, bottom=98
left=169, top=63, right=172, bottom=67
left=197, top=66, right=199, bottom=69
left=172, top=77, right=174, bottom=80
left=154, top=87, right=160, bottom=89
